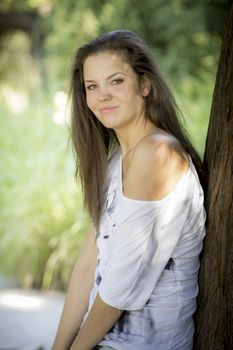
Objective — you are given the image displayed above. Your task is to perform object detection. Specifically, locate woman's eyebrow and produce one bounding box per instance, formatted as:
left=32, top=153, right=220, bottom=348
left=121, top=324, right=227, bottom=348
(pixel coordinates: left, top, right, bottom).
left=84, top=72, right=126, bottom=83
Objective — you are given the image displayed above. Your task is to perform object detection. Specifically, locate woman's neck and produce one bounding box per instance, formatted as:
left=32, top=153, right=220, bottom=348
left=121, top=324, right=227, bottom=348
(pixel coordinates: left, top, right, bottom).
left=115, top=120, right=159, bottom=158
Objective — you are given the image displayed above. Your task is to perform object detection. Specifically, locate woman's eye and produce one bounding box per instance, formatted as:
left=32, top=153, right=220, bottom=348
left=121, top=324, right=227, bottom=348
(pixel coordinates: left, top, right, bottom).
left=112, top=79, right=123, bottom=85
left=86, top=85, right=97, bottom=90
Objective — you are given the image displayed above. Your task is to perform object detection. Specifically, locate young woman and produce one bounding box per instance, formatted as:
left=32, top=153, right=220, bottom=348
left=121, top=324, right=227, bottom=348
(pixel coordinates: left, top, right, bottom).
left=52, top=30, right=206, bottom=350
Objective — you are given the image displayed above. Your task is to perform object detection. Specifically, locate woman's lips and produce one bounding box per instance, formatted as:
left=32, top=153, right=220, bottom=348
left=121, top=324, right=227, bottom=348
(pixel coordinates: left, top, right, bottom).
left=99, top=106, right=119, bottom=114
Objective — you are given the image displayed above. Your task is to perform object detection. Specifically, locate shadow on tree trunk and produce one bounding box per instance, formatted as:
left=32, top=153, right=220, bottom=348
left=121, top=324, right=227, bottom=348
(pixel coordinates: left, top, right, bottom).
left=193, top=1, right=233, bottom=349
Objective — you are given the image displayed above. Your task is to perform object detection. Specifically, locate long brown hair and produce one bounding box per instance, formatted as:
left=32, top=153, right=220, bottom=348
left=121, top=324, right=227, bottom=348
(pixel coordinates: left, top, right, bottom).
left=70, top=30, right=206, bottom=229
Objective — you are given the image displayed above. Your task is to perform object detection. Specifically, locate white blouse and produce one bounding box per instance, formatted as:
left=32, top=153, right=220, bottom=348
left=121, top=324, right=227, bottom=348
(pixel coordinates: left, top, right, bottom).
left=83, top=148, right=206, bottom=350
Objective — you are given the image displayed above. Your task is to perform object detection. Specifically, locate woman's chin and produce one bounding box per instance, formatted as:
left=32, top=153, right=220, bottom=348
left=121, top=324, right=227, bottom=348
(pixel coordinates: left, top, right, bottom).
left=99, top=119, right=120, bottom=130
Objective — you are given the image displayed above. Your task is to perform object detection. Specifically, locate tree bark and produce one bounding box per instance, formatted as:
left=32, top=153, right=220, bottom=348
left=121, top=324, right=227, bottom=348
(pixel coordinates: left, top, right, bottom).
left=194, top=1, right=233, bottom=349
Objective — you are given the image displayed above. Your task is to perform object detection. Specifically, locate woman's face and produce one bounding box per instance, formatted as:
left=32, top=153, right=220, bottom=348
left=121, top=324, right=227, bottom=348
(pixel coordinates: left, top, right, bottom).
left=83, top=51, right=148, bottom=131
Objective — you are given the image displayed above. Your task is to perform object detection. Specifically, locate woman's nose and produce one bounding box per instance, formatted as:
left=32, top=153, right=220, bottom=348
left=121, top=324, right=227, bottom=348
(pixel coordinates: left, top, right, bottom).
left=98, top=85, right=112, bottom=101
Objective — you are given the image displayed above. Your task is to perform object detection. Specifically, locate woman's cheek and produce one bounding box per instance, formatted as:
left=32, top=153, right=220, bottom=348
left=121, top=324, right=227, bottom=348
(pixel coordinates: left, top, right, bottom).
left=86, top=94, right=95, bottom=112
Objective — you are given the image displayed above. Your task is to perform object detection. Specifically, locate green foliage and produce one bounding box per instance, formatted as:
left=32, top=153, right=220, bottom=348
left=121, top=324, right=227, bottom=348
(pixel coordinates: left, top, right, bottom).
left=44, top=0, right=225, bottom=85
left=44, top=0, right=100, bottom=90
left=0, top=0, right=55, bottom=11
left=174, top=72, right=215, bottom=156
left=0, top=31, right=35, bottom=87
left=0, top=95, right=89, bottom=289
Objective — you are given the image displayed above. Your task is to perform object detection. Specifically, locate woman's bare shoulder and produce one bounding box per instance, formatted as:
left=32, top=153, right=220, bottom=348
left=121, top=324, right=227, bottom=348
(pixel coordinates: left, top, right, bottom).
left=127, top=132, right=189, bottom=200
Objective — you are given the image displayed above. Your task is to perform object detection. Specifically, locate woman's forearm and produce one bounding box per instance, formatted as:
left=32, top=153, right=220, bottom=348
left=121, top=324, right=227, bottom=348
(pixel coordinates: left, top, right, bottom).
left=70, top=293, right=123, bottom=350
left=52, top=226, right=97, bottom=350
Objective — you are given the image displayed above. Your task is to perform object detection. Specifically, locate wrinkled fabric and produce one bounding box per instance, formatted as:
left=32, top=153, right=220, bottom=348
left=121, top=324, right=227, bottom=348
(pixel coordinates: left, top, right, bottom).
left=93, top=347, right=117, bottom=350
left=83, top=148, right=206, bottom=350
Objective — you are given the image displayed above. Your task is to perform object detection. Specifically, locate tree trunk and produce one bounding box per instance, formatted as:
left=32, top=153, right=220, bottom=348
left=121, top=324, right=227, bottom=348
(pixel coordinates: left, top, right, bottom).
left=194, top=1, right=233, bottom=349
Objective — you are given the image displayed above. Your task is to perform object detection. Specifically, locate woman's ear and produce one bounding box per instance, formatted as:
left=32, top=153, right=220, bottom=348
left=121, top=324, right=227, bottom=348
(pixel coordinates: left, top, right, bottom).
left=142, top=76, right=151, bottom=97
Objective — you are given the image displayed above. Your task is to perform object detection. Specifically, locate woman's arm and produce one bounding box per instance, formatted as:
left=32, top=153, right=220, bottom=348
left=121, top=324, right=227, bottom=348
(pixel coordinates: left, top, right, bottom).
left=70, top=293, right=123, bottom=350
left=52, top=224, right=97, bottom=350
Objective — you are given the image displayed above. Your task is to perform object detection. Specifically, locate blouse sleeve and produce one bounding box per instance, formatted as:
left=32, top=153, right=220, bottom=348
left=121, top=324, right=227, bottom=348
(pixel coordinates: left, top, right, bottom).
left=98, top=182, right=194, bottom=311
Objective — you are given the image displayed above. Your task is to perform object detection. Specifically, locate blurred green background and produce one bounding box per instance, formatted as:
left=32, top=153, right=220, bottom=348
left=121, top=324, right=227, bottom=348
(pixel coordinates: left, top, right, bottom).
left=0, top=0, right=227, bottom=290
